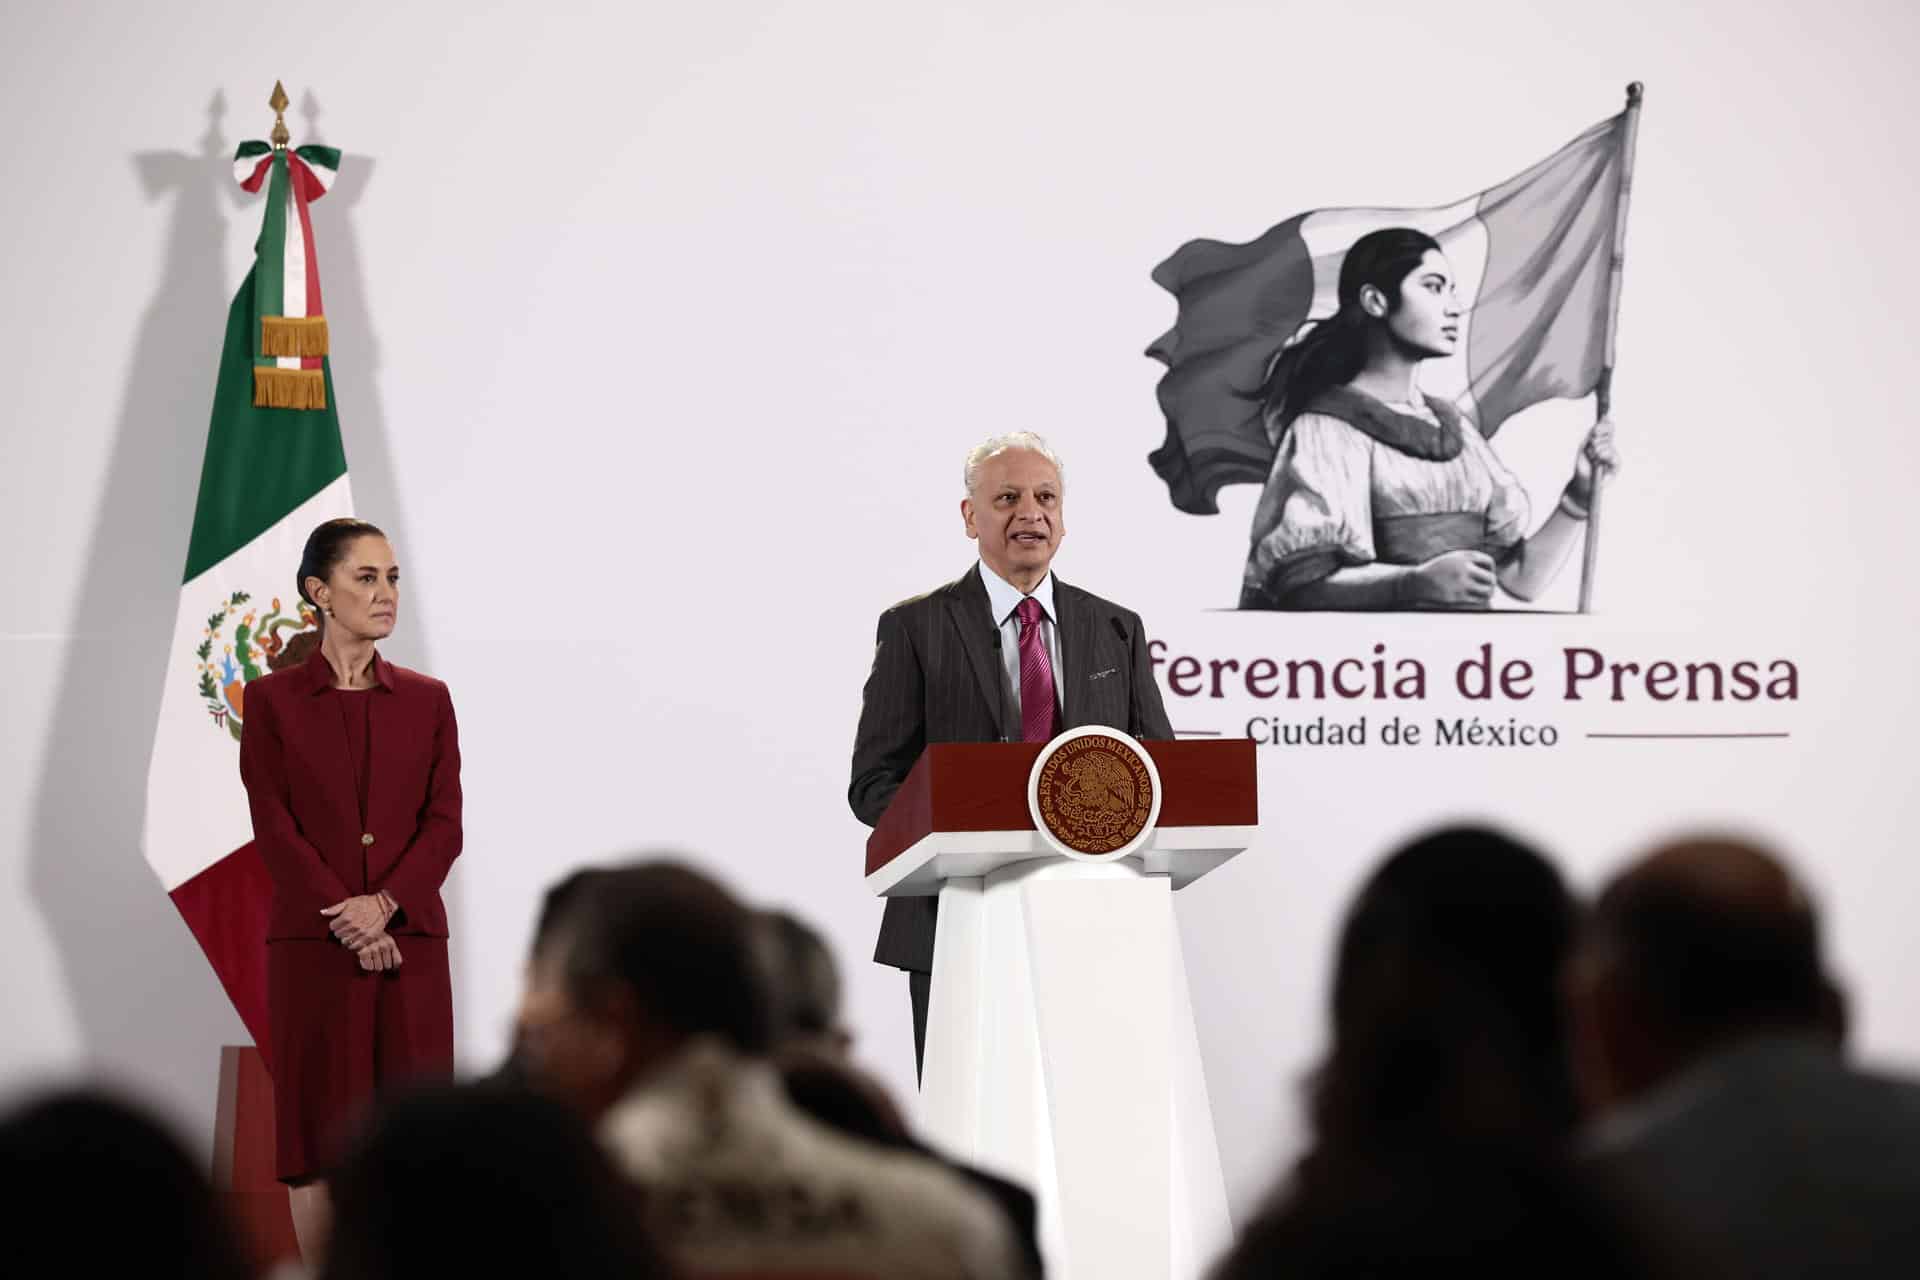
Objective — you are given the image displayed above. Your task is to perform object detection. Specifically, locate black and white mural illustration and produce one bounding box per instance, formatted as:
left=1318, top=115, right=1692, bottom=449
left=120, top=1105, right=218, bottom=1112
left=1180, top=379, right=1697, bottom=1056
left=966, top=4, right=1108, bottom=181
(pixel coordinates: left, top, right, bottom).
left=1146, top=86, right=1643, bottom=612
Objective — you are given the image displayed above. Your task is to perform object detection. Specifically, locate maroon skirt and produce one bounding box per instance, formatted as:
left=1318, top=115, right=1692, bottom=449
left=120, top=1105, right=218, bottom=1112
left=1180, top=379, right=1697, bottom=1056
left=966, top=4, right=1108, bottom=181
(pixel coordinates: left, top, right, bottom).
left=268, top=936, right=453, bottom=1183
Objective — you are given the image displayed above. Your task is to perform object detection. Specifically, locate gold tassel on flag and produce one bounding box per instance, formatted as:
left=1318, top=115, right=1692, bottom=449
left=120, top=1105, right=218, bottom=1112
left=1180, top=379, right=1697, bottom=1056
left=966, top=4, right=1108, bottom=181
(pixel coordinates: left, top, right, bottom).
left=253, top=366, right=327, bottom=410
left=259, top=315, right=330, bottom=357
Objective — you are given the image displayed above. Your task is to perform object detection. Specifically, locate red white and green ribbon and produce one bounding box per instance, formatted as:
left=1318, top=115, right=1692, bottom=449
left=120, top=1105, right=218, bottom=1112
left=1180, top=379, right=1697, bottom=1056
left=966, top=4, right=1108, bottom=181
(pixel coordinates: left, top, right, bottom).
left=232, top=141, right=341, bottom=406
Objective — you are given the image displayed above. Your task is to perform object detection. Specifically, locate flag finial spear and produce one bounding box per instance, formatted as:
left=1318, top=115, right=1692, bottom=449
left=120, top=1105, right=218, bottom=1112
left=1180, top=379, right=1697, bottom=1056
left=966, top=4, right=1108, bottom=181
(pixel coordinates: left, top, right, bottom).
left=269, top=81, right=291, bottom=150
left=1626, top=81, right=1644, bottom=105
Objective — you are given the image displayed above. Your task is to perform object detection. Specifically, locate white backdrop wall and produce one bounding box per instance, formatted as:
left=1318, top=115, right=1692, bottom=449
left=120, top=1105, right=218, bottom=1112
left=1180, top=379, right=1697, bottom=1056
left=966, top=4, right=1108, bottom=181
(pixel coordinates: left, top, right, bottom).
left=4, top=0, right=1919, bottom=1226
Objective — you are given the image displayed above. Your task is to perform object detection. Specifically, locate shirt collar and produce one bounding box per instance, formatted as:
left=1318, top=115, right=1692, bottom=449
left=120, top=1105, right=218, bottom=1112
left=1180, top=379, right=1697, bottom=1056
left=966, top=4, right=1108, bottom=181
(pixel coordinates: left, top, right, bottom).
left=302, top=643, right=395, bottom=694
left=978, top=560, right=1056, bottom=627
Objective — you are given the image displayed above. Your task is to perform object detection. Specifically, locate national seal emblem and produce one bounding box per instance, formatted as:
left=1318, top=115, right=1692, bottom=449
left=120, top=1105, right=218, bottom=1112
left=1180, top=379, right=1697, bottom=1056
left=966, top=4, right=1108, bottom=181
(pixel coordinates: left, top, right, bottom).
left=1027, top=727, right=1163, bottom=860
left=193, top=591, right=320, bottom=740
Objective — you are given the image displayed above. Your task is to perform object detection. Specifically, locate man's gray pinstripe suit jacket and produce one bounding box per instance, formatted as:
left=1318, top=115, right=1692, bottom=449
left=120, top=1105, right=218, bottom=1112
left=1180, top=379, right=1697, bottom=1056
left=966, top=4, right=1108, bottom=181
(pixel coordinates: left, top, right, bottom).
left=848, top=563, right=1174, bottom=973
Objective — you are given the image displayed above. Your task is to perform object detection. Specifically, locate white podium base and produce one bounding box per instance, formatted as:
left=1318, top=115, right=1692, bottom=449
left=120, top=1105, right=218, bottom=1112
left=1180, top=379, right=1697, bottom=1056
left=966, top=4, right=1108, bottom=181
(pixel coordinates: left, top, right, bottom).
left=917, top=857, right=1231, bottom=1280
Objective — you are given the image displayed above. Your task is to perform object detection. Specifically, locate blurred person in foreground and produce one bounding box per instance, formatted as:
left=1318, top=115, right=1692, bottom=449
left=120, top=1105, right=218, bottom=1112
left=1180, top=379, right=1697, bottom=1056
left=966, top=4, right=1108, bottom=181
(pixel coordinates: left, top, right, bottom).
left=1210, top=826, right=1650, bottom=1279
left=318, top=1082, right=670, bottom=1280
left=760, top=908, right=1045, bottom=1276
left=761, top=907, right=856, bottom=1059
left=484, top=866, right=615, bottom=1088
left=515, top=860, right=1028, bottom=1279
left=0, top=1088, right=255, bottom=1280
left=1569, top=835, right=1920, bottom=1278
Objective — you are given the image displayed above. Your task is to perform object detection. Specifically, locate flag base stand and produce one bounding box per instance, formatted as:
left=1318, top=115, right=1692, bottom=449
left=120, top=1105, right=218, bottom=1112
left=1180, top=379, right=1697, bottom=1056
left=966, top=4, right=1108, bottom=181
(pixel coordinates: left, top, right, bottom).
left=212, top=1045, right=299, bottom=1271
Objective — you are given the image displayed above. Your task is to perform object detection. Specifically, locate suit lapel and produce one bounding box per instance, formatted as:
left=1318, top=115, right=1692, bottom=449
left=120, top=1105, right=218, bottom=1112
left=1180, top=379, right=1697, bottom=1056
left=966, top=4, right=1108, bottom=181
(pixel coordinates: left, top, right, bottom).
left=944, top=565, right=1006, bottom=740
left=291, top=664, right=360, bottom=826
left=1053, top=578, right=1098, bottom=728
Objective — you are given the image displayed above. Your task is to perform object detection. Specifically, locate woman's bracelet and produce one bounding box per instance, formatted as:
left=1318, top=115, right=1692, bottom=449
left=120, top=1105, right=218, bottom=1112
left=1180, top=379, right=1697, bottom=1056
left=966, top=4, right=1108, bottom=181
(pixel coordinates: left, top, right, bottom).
left=1558, top=489, right=1591, bottom=521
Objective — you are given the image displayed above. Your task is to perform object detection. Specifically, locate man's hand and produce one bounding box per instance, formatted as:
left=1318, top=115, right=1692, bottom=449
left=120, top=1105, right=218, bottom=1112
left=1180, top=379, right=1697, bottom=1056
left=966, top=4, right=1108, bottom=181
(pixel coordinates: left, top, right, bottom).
left=355, top=934, right=404, bottom=972
left=322, top=895, right=394, bottom=950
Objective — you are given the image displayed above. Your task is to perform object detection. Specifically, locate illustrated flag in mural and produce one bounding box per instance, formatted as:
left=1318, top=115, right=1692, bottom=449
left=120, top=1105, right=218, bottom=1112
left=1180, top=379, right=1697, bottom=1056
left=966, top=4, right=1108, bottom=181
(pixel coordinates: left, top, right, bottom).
left=141, top=125, right=348, bottom=1060
left=1147, top=109, right=1633, bottom=515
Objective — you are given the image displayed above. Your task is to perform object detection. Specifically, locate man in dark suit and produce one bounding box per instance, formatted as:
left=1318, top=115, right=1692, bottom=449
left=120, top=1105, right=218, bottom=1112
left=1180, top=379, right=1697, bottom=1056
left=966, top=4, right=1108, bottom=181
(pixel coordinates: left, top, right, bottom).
left=1569, top=837, right=1920, bottom=1278
left=848, top=432, right=1174, bottom=1074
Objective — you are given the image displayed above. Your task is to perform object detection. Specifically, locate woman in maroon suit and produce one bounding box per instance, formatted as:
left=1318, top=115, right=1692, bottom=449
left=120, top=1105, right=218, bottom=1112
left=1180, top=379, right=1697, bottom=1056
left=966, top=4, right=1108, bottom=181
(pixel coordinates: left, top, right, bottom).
left=239, top=518, right=461, bottom=1260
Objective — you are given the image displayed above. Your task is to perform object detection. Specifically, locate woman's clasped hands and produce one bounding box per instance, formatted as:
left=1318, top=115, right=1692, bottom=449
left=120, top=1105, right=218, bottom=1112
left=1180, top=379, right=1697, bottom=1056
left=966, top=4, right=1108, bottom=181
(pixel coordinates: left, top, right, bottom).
left=322, top=893, right=403, bottom=971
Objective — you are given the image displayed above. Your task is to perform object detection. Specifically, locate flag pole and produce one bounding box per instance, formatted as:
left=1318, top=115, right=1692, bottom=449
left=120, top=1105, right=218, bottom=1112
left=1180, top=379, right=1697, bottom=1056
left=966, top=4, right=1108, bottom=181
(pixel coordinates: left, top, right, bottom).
left=1578, top=81, right=1644, bottom=614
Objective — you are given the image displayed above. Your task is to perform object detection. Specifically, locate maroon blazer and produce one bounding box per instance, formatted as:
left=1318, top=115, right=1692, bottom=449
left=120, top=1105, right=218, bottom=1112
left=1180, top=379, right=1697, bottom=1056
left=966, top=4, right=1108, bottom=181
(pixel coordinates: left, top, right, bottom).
left=239, top=646, right=462, bottom=942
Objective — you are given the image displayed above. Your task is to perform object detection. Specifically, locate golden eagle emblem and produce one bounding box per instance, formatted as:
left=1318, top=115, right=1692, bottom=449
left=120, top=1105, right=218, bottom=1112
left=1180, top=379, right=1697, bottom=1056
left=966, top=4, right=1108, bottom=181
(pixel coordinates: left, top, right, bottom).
left=1032, top=732, right=1157, bottom=857
left=193, top=591, right=319, bottom=741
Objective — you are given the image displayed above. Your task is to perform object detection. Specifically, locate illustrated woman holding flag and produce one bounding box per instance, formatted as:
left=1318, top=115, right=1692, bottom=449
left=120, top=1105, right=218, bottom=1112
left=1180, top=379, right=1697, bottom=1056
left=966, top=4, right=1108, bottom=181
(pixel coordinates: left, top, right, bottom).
left=1239, top=228, right=1619, bottom=610
left=238, top=517, right=461, bottom=1261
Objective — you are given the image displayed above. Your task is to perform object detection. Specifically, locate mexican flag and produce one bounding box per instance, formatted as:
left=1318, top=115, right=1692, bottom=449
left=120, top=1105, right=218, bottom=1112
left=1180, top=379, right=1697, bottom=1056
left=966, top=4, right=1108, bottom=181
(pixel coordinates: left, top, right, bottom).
left=1147, top=99, right=1639, bottom=516
left=142, top=140, right=346, bottom=1061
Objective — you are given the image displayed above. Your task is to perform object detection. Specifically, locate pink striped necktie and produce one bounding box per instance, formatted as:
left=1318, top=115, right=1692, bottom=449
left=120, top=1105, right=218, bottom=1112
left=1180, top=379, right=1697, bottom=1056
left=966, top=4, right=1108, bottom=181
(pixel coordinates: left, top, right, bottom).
left=1015, top=596, right=1059, bottom=743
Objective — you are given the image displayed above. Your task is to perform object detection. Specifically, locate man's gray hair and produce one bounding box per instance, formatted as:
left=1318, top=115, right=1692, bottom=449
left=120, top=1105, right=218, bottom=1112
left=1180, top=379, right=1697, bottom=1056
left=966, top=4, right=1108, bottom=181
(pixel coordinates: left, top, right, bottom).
left=963, top=431, right=1066, bottom=496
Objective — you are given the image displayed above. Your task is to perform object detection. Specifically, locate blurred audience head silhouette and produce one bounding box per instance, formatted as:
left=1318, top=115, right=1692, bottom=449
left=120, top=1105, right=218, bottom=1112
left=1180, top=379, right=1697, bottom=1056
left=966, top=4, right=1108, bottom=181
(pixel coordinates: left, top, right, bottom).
left=760, top=907, right=855, bottom=1057
left=0, top=1088, right=254, bottom=1280
left=319, top=1081, right=670, bottom=1280
left=1568, top=833, right=1844, bottom=1112
left=515, top=858, right=773, bottom=1122
left=1569, top=836, right=1920, bottom=1280
left=515, top=858, right=1031, bottom=1278
left=1211, top=824, right=1656, bottom=1279
left=1310, top=823, right=1580, bottom=1157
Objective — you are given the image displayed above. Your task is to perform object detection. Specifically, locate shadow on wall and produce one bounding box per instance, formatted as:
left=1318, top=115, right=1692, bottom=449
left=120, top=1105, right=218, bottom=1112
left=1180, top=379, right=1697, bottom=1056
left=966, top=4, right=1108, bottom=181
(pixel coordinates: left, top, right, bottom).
left=26, top=94, right=247, bottom=1148
left=24, top=91, right=464, bottom=1158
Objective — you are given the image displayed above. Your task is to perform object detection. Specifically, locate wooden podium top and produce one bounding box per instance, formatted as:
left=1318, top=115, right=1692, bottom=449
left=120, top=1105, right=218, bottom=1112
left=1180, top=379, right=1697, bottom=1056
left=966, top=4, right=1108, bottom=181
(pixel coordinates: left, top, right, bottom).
left=865, top=738, right=1257, bottom=883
